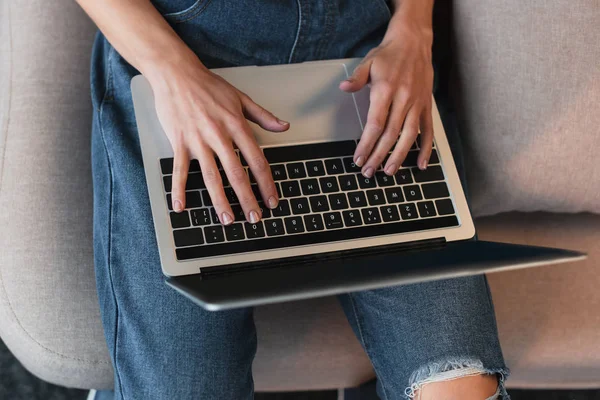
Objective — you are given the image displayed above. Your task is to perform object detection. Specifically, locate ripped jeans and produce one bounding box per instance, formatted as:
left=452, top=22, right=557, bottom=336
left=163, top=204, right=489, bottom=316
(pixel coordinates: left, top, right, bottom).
left=90, top=1, right=509, bottom=399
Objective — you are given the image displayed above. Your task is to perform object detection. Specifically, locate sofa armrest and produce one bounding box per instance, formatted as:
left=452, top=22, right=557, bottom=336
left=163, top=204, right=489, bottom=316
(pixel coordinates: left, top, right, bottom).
left=0, top=0, right=113, bottom=389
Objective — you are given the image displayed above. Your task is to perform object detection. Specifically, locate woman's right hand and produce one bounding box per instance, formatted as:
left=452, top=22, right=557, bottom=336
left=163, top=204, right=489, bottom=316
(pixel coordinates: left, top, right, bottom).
left=145, top=53, right=290, bottom=226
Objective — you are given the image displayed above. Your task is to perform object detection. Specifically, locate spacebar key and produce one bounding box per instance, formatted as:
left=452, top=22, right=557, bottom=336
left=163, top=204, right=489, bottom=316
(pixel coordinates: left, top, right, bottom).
left=263, top=141, right=356, bottom=163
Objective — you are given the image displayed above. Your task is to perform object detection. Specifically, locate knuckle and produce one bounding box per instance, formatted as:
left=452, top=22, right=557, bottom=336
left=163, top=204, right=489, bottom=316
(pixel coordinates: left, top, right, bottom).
left=227, top=166, right=248, bottom=185
left=249, top=155, right=269, bottom=173
left=202, top=168, right=220, bottom=184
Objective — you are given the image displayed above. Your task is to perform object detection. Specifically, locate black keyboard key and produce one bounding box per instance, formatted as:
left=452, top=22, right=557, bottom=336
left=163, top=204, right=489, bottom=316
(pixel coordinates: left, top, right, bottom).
left=291, top=198, right=310, bottom=215
left=403, top=185, right=423, bottom=201
left=219, top=170, right=229, bottom=187
left=343, top=157, right=361, bottom=173
left=275, top=182, right=282, bottom=198
left=366, top=189, right=386, bottom=206
left=263, top=141, right=356, bottom=163
left=342, top=210, right=363, bottom=227
left=160, top=158, right=200, bottom=175
left=338, top=174, right=358, bottom=191
left=185, top=173, right=205, bottom=190
left=265, top=218, right=285, bottom=236
left=226, top=204, right=244, bottom=222
left=309, top=195, right=330, bottom=212
left=417, top=134, right=435, bottom=148
left=380, top=205, right=400, bottom=222
left=394, top=169, right=413, bottom=185
left=399, top=203, right=418, bottom=220
left=201, top=190, right=212, bottom=206
left=356, top=174, right=377, bottom=189
left=324, top=212, right=344, bottom=229
left=422, top=182, right=450, bottom=199
left=224, top=187, right=239, bottom=204
left=176, top=216, right=459, bottom=260
left=325, top=159, right=345, bottom=175
left=286, top=162, right=307, bottom=179
left=375, top=172, right=395, bottom=187
left=170, top=211, right=191, bottom=228
left=284, top=216, right=305, bottom=234
left=191, top=209, right=212, bottom=226
left=257, top=202, right=272, bottom=219
left=247, top=168, right=257, bottom=184
left=271, top=164, right=288, bottom=181
left=250, top=184, right=262, bottom=201
left=204, top=225, right=225, bottom=243
left=417, top=201, right=437, bottom=218
left=244, top=221, right=266, bottom=239
left=306, top=160, right=326, bottom=177
left=412, top=165, right=444, bottom=182
left=224, top=223, right=246, bottom=241
left=402, top=151, right=419, bottom=167
left=304, top=214, right=325, bottom=231
left=348, top=191, right=368, bottom=208
left=319, top=176, right=340, bottom=193
left=272, top=199, right=291, bottom=217
left=166, top=191, right=202, bottom=210
left=384, top=187, right=404, bottom=203
left=361, top=208, right=381, bottom=224
left=163, top=175, right=172, bottom=193
left=300, top=178, right=321, bottom=195
left=281, top=181, right=301, bottom=197
left=173, top=228, right=204, bottom=247
left=429, top=149, right=439, bottom=164
left=435, top=199, right=455, bottom=215
left=329, top=193, right=349, bottom=210
left=209, top=207, right=220, bottom=224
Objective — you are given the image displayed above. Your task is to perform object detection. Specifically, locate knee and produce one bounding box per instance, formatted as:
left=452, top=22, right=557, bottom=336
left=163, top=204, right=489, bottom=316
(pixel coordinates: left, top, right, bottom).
left=413, top=374, right=500, bottom=400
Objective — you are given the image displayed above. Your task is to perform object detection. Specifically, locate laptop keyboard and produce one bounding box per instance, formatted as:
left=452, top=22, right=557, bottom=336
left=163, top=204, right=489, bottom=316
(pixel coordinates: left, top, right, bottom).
left=160, top=139, right=458, bottom=261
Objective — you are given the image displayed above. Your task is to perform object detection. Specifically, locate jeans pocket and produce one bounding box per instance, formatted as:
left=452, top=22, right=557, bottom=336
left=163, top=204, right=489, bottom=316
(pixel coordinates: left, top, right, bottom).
left=152, top=0, right=212, bottom=23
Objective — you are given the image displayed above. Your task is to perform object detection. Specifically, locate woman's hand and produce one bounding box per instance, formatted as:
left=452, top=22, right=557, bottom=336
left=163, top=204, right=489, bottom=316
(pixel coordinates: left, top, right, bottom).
left=340, top=8, right=435, bottom=178
left=146, top=53, right=289, bottom=225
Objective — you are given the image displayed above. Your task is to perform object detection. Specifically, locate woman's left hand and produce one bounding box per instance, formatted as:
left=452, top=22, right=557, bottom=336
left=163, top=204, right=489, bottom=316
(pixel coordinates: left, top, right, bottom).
left=340, top=10, right=435, bottom=177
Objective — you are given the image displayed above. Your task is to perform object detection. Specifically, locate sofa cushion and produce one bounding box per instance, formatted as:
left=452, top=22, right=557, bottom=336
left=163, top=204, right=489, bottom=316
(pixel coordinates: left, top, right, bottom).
left=453, top=0, right=600, bottom=216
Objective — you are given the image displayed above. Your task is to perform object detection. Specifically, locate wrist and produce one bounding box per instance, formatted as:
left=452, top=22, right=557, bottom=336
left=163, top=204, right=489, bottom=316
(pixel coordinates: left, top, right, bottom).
left=389, top=0, right=434, bottom=31
left=139, top=43, right=207, bottom=90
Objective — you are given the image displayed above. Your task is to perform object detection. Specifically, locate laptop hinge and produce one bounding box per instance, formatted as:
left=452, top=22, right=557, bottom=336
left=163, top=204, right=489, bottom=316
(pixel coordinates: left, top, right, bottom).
left=199, top=237, right=447, bottom=279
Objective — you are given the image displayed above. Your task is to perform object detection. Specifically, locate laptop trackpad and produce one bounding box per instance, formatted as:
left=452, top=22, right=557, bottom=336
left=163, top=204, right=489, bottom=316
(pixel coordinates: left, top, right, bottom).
left=214, top=62, right=368, bottom=146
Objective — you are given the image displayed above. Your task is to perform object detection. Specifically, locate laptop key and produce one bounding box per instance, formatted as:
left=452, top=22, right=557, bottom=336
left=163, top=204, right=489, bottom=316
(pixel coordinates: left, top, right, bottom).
left=286, top=162, right=307, bottom=179
left=306, top=160, right=326, bottom=177
left=309, top=195, right=330, bottom=212
left=185, top=173, right=205, bottom=190
left=204, top=225, right=225, bottom=243
left=357, top=174, right=377, bottom=189
left=384, top=187, right=404, bottom=203
left=343, top=157, right=361, bottom=173
left=160, top=158, right=201, bottom=175
left=429, top=149, right=439, bottom=164
left=291, top=198, right=311, bottom=215
left=209, top=207, right=220, bottom=224
left=380, top=205, right=401, bottom=222
left=361, top=207, right=382, bottom=224
left=324, top=159, right=344, bottom=175
left=319, top=176, right=340, bottom=193
left=244, top=221, right=266, bottom=239
left=163, top=175, right=172, bottom=193
left=270, top=164, right=288, bottom=181
left=366, top=189, right=386, bottom=206
left=435, top=199, right=455, bottom=216
left=284, top=216, right=305, bottom=234
left=170, top=211, right=191, bottom=229
left=417, top=201, right=437, bottom=218
left=399, top=203, right=418, bottom=220
left=224, top=187, right=239, bottom=204
left=265, top=218, right=285, bottom=236
left=403, top=185, right=423, bottom=201
left=394, top=169, right=413, bottom=185
left=281, top=181, right=301, bottom=197
left=401, top=151, right=419, bottom=167
left=422, top=182, right=450, bottom=199
left=166, top=191, right=202, bottom=211
left=191, top=209, right=211, bottom=226
left=412, top=165, right=444, bottom=182
left=342, top=210, right=363, bottom=227
left=271, top=199, right=291, bottom=217
left=304, top=214, right=325, bottom=231
left=230, top=205, right=245, bottom=222
left=324, top=212, right=344, bottom=229
left=375, top=172, right=395, bottom=187
left=201, top=190, right=212, bottom=206
left=224, top=223, right=246, bottom=241
left=328, top=193, right=349, bottom=210
left=338, top=174, right=358, bottom=191
left=300, top=178, right=321, bottom=195
left=173, top=228, right=204, bottom=247
left=263, top=141, right=356, bottom=163
left=348, top=191, right=368, bottom=208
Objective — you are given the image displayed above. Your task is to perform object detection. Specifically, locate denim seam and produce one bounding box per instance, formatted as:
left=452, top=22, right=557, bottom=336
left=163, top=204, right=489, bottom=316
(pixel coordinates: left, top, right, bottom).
left=97, top=45, right=126, bottom=398
left=168, top=0, right=213, bottom=24
left=348, top=293, right=390, bottom=400
left=314, top=1, right=336, bottom=60
left=288, top=0, right=302, bottom=63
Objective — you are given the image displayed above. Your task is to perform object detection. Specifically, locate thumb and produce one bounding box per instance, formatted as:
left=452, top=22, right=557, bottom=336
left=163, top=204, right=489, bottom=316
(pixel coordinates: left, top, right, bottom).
left=340, top=60, right=371, bottom=93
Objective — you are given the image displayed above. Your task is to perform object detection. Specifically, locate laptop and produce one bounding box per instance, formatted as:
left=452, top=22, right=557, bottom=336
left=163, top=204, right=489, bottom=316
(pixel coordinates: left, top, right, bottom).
left=130, top=58, right=585, bottom=311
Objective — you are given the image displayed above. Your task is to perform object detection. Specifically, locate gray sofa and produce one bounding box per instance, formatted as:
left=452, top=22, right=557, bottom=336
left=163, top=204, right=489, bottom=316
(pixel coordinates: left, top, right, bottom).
left=1, top=0, right=599, bottom=392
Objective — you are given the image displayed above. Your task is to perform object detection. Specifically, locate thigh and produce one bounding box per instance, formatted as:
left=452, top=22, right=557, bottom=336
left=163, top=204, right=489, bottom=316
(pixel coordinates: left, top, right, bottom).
left=90, top=37, right=256, bottom=400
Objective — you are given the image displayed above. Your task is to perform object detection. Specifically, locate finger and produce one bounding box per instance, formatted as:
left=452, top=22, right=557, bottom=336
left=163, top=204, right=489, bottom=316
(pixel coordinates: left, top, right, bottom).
left=387, top=105, right=421, bottom=171
left=233, top=124, right=279, bottom=209
left=190, top=136, right=234, bottom=226
left=417, top=101, right=434, bottom=170
left=366, top=99, right=411, bottom=176
left=239, top=92, right=290, bottom=132
left=354, top=83, right=393, bottom=176
left=171, top=145, right=189, bottom=212
left=213, top=130, right=262, bottom=223
left=339, top=58, right=372, bottom=93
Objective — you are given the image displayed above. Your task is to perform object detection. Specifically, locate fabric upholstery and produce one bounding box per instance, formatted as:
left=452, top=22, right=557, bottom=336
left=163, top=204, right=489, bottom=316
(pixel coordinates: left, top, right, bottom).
left=453, top=0, right=600, bottom=216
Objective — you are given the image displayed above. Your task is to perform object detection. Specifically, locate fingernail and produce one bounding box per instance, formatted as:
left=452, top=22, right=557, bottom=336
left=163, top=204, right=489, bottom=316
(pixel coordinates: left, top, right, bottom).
left=221, top=212, right=233, bottom=225
left=363, top=167, right=374, bottom=178
left=268, top=196, right=278, bottom=209
left=355, top=156, right=365, bottom=167
left=277, top=118, right=289, bottom=126
left=174, top=200, right=183, bottom=212
left=385, top=163, right=397, bottom=175
left=249, top=210, right=260, bottom=223
left=420, top=159, right=428, bottom=170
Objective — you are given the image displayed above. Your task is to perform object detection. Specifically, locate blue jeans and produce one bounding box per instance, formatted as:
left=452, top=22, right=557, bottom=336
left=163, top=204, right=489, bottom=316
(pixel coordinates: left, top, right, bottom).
left=90, top=1, right=508, bottom=399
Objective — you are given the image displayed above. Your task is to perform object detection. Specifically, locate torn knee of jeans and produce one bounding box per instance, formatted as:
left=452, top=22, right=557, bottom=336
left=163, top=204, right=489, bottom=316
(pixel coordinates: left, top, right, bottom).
left=404, top=358, right=510, bottom=399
